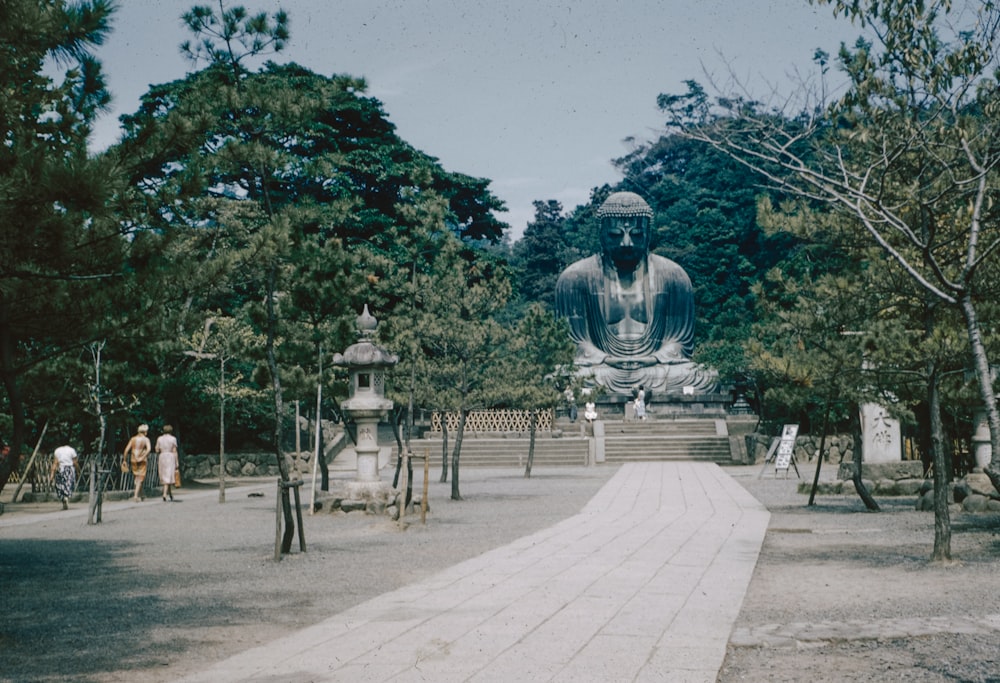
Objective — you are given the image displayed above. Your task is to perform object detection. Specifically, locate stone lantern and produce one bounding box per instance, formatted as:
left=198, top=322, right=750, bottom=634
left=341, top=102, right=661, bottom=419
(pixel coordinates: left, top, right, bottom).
left=332, top=305, right=398, bottom=498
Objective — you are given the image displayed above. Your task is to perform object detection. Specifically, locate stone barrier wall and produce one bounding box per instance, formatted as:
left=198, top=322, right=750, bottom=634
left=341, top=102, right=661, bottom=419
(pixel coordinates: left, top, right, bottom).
left=184, top=451, right=314, bottom=479
left=745, top=432, right=855, bottom=465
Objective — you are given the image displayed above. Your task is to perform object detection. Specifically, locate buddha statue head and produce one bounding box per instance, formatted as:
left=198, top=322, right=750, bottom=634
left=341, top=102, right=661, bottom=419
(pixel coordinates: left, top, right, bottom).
left=597, top=192, right=654, bottom=271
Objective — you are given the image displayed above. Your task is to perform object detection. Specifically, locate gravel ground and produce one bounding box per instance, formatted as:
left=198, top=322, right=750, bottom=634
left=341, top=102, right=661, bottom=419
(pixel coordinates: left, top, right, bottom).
left=721, top=466, right=1000, bottom=683
left=0, top=467, right=616, bottom=683
left=3, top=463, right=1000, bottom=682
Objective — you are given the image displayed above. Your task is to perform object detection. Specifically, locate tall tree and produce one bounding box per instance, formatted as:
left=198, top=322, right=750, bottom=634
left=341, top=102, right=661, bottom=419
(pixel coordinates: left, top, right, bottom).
left=510, top=200, right=579, bottom=308
left=0, top=0, right=120, bottom=492
left=754, top=198, right=974, bottom=558
left=111, top=3, right=509, bottom=525
left=482, top=304, right=575, bottom=478
left=659, top=0, right=1000, bottom=494
left=612, top=133, right=802, bottom=381
left=749, top=253, right=882, bottom=511
left=405, top=238, right=511, bottom=499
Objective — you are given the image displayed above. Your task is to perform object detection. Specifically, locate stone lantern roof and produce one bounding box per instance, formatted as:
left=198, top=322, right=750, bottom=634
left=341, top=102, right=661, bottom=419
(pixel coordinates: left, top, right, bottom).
left=332, top=305, right=399, bottom=369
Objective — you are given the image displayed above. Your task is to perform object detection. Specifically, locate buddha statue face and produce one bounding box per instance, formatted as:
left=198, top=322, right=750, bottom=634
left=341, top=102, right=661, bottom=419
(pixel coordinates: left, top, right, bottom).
left=600, top=213, right=650, bottom=271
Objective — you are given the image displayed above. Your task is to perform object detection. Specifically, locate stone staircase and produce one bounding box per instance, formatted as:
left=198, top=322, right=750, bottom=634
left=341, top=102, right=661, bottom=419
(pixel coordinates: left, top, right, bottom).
left=405, top=416, right=735, bottom=467
left=601, top=418, right=733, bottom=464
left=407, top=434, right=589, bottom=468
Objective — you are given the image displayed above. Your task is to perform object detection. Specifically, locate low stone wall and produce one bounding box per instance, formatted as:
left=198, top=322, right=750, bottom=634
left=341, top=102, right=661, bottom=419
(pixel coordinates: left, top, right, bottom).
left=805, top=464, right=1000, bottom=512
left=806, top=461, right=926, bottom=496
left=185, top=451, right=314, bottom=479
left=745, top=432, right=855, bottom=464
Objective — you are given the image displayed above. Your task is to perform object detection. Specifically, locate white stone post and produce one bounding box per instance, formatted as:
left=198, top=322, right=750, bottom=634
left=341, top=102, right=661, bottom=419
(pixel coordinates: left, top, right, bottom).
left=972, top=408, right=992, bottom=472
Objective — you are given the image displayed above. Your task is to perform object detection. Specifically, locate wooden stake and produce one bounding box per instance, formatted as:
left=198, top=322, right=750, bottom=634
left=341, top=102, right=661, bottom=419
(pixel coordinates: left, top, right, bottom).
left=12, top=421, right=48, bottom=503
left=421, top=449, right=429, bottom=524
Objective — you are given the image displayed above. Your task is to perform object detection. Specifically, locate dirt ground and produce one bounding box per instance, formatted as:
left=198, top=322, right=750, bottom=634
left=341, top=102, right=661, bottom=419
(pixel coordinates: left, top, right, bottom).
left=2, top=464, right=999, bottom=682
left=721, top=467, right=1000, bottom=683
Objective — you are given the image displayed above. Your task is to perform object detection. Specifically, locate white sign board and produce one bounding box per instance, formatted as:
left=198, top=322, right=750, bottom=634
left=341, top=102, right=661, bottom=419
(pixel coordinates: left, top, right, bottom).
left=860, top=403, right=901, bottom=463
left=774, top=424, right=799, bottom=471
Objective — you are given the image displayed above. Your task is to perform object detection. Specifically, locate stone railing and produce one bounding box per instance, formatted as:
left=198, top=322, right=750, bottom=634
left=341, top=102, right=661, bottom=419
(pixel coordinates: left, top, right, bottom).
left=430, top=409, right=554, bottom=435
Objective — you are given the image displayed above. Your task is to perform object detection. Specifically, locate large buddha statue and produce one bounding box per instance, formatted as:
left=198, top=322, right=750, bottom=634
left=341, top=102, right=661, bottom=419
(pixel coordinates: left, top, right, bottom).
left=555, top=191, right=717, bottom=396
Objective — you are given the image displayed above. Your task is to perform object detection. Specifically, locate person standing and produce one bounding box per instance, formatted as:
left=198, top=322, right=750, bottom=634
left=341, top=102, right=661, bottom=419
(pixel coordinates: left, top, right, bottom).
left=564, top=387, right=578, bottom=422
left=155, top=425, right=179, bottom=502
left=635, top=385, right=646, bottom=420
left=123, top=424, right=151, bottom=502
left=50, top=443, right=79, bottom=510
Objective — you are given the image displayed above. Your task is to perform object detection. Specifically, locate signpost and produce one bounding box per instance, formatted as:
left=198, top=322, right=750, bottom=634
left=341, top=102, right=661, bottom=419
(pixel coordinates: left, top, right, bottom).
left=759, top=424, right=801, bottom=479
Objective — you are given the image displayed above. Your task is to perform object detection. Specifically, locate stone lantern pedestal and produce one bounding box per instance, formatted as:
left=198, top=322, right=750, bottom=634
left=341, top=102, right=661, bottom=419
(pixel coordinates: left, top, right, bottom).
left=332, top=305, right=399, bottom=501
left=972, top=409, right=992, bottom=472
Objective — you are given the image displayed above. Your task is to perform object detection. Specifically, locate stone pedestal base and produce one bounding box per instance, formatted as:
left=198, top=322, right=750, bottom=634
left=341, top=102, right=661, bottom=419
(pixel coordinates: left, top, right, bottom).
left=345, top=479, right=393, bottom=502
left=595, top=392, right=733, bottom=417
left=327, top=445, right=393, bottom=473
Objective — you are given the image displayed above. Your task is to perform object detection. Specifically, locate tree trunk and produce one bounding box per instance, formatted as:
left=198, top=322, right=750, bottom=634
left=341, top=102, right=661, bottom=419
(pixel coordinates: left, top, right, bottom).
left=406, top=361, right=416, bottom=449
left=266, top=265, right=294, bottom=553
left=0, top=308, right=26, bottom=496
left=392, top=408, right=404, bottom=487
left=317, top=415, right=329, bottom=492
left=315, top=348, right=328, bottom=492
left=218, top=356, right=226, bottom=504
left=314, top=396, right=330, bottom=491
left=959, top=293, right=1000, bottom=496
left=850, top=406, right=880, bottom=511
left=451, top=407, right=466, bottom=501
left=439, top=417, right=449, bottom=483
left=391, top=408, right=412, bottom=507
left=524, top=409, right=537, bottom=478
left=928, top=364, right=952, bottom=561
left=808, top=389, right=835, bottom=506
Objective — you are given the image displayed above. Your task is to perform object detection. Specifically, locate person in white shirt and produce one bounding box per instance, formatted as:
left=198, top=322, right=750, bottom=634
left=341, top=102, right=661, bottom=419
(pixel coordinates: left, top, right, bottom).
left=634, top=385, right=646, bottom=420
left=50, top=444, right=79, bottom=510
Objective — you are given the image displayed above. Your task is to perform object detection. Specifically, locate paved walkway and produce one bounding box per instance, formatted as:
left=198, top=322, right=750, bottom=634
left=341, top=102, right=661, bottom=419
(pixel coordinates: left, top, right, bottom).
left=179, top=462, right=770, bottom=683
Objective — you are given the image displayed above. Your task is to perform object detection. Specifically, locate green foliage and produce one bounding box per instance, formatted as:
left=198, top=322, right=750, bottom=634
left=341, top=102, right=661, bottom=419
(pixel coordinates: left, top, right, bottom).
left=652, top=0, right=1000, bottom=448
left=482, top=304, right=576, bottom=411
left=510, top=200, right=583, bottom=308
left=0, top=0, right=122, bottom=465
left=103, top=4, right=510, bottom=452
left=180, top=3, right=289, bottom=77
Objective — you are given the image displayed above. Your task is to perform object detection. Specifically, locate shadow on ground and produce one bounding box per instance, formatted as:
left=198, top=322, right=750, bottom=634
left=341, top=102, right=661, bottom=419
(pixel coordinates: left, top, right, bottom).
left=0, top=538, right=270, bottom=682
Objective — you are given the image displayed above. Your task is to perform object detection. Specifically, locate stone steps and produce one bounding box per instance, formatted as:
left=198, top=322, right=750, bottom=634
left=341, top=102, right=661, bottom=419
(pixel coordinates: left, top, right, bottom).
left=408, top=437, right=589, bottom=468
left=406, top=416, right=735, bottom=467
left=599, top=419, right=723, bottom=436
left=603, top=435, right=732, bottom=463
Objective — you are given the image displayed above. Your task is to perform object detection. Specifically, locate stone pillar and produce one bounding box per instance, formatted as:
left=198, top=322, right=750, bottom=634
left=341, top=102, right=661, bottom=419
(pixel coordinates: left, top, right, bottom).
left=860, top=403, right=901, bottom=463
left=624, top=402, right=636, bottom=421
left=593, top=421, right=606, bottom=464
left=353, top=417, right=381, bottom=481
left=972, top=409, right=992, bottom=472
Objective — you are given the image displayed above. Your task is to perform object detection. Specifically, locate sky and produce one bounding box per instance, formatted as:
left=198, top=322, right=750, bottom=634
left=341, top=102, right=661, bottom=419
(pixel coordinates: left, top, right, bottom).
left=90, top=0, right=865, bottom=241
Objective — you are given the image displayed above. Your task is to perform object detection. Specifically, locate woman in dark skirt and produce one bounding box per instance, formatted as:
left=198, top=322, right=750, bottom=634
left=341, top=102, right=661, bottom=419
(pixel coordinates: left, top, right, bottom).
left=50, top=444, right=80, bottom=509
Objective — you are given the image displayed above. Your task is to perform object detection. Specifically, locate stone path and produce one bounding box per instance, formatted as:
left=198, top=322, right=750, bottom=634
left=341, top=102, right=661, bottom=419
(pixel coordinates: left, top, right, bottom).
left=178, top=462, right=770, bottom=682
